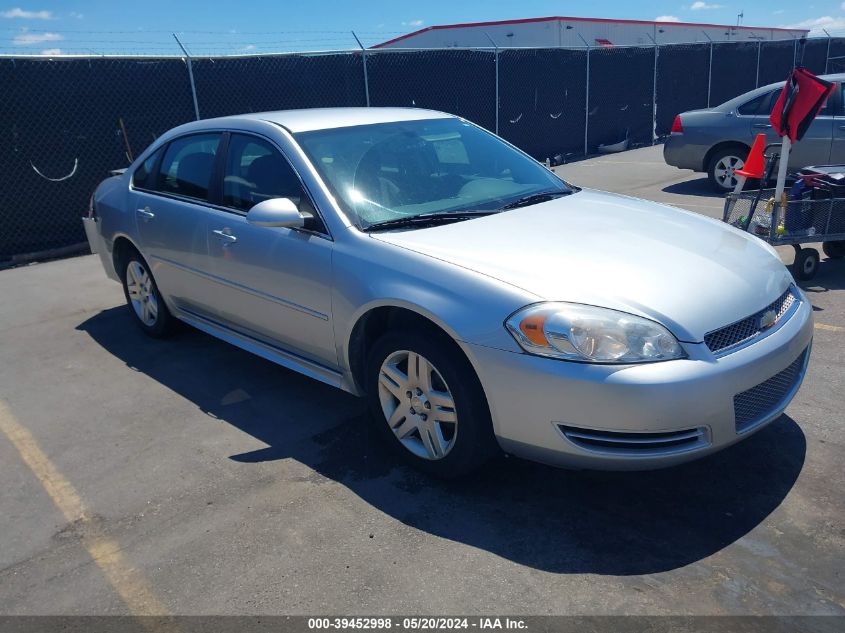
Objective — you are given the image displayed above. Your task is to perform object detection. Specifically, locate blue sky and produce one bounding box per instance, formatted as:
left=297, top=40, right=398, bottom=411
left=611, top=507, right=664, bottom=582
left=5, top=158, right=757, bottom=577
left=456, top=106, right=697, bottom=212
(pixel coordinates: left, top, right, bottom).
left=2, top=1, right=845, bottom=55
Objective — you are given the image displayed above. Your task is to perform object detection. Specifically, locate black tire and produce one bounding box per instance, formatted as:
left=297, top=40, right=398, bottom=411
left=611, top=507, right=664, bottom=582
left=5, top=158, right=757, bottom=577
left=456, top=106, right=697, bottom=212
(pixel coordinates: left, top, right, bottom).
left=365, top=328, right=499, bottom=478
left=707, top=145, right=748, bottom=193
left=822, top=240, right=845, bottom=259
left=119, top=248, right=176, bottom=338
left=792, top=247, right=820, bottom=281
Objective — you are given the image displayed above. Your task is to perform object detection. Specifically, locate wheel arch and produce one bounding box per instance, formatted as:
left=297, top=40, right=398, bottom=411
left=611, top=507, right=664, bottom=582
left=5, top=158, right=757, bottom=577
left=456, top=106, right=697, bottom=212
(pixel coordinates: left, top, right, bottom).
left=345, top=301, right=469, bottom=396
left=110, top=233, right=142, bottom=279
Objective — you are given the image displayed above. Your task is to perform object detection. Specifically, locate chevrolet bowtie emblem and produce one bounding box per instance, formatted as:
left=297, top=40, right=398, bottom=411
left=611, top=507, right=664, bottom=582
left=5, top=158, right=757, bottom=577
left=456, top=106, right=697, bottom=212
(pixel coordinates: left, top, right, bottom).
left=759, top=309, right=778, bottom=330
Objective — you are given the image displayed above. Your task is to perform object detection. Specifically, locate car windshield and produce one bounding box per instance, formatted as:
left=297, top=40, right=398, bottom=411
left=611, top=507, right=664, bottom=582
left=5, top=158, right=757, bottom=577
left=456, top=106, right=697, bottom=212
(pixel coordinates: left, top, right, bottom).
left=294, top=117, right=572, bottom=229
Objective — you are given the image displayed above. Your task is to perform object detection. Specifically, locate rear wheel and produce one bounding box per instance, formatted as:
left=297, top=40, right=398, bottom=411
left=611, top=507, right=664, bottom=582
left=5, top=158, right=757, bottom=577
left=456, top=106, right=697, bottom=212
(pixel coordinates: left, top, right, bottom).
left=822, top=240, right=845, bottom=259
left=793, top=247, right=820, bottom=281
left=708, top=146, right=747, bottom=192
left=120, top=250, right=176, bottom=337
left=365, top=329, right=498, bottom=478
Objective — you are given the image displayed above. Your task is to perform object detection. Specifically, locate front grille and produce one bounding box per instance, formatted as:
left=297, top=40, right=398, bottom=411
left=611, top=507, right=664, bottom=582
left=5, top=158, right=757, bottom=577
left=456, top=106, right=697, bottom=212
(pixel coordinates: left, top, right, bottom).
left=558, top=425, right=709, bottom=455
left=733, top=348, right=808, bottom=432
left=705, top=287, right=797, bottom=355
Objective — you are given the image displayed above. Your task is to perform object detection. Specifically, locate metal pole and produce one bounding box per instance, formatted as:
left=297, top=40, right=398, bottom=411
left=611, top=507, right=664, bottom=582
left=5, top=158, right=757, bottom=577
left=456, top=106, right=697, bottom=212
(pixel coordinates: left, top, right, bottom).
left=484, top=33, right=499, bottom=135
left=351, top=31, right=370, bottom=107
left=646, top=33, right=658, bottom=144
left=703, top=31, right=713, bottom=108
left=173, top=33, right=200, bottom=121
left=756, top=40, right=761, bottom=87
left=577, top=32, right=590, bottom=156
left=824, top=29, right=831, bottom=74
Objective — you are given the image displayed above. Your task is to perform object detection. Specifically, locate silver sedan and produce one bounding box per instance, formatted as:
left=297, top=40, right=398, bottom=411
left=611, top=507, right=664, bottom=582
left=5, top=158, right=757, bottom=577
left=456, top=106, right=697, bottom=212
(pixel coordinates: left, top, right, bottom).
left=83, top=108, right=813, bottom=477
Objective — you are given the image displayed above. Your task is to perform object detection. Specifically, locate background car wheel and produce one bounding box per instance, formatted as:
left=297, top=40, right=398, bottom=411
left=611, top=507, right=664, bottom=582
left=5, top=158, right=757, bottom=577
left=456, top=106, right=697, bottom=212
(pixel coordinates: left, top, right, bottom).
left=822, top=240, right=845, bottom=259
left=708, top=146, right=747, bottom=192
left=120, top=249, right=176, bottom=337
left=366, top=328, right=499, bottom=478
left=792, top=247, right=820, bottom=281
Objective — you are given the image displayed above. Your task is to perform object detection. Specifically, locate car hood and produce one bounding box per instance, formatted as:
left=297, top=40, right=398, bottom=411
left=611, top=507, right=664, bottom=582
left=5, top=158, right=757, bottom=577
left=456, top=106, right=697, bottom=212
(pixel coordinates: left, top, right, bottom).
left=369, top=189, right=793, bottom=342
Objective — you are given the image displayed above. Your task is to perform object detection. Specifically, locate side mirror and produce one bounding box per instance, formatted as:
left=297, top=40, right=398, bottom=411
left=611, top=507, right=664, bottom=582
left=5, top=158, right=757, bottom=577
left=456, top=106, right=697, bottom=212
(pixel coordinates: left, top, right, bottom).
left=246, top=198, right=304, bottom=229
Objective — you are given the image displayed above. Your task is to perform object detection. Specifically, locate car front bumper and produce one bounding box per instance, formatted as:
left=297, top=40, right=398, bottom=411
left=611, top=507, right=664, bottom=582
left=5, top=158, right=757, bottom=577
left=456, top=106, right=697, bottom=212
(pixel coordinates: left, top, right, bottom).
left=460, top=294, right=813, bottom=470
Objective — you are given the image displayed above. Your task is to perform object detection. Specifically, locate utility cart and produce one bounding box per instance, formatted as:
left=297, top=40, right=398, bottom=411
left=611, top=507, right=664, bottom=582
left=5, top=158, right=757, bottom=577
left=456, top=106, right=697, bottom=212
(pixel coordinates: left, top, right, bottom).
left=722, top=157, right=845, bottom=280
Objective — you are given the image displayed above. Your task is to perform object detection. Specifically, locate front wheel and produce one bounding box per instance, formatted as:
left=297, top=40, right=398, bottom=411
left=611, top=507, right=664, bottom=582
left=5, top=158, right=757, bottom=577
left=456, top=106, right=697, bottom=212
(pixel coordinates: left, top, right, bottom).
left=365, top=329, right=498, bottom=478
left=121, top=251, right=176, bottom=337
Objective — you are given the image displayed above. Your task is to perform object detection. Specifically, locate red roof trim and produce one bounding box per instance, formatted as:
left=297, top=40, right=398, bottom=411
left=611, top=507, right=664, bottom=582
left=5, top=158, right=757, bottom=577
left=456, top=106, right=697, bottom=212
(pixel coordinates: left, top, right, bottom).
left=371, top=15, right=809, bottom=48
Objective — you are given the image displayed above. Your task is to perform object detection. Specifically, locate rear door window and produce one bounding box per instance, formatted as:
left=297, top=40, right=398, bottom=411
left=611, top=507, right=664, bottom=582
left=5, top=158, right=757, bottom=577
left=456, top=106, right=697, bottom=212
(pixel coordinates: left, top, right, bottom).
left=738, top=91, right=777, bottom=115
left=154, top=133, right=221, bottom=201
left=131, top=149, right=162, bottom=190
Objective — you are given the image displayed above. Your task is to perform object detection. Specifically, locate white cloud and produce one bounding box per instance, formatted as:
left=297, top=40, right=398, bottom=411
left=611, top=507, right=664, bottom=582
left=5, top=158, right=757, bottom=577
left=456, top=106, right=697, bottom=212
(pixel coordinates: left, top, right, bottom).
left=774, top=9, right=785, bottom=14
left=40, top=47, right=60, bottom=55
left=12, top=30, right=62, bottom=45
left=655, top=15, right=681, bottom=22
left=402, top=19, right=424, bottom=27
left=69, top=11, right=83, bottom=19
left=1, top=7, right=53, bottom=19
left=782, top=15, right=845, bottom=34
left=240, top=44, right=256, bottom=51
left=690, top=1, right=723, bottom=9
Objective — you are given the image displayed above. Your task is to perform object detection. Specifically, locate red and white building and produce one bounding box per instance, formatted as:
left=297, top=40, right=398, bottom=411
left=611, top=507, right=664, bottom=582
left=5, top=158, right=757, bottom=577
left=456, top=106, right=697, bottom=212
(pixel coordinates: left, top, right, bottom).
left=373, top=16, right=808, bottom=49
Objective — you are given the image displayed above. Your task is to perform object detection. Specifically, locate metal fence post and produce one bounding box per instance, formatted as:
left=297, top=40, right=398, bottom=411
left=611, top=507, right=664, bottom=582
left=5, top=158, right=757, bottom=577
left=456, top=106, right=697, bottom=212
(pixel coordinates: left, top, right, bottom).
left=173, top=33, right=200, bottom=121
left=484, top=33, right=499, bottom=135
left=756, top=40, right=762, bottom=88
left=576, top=32, right=590, bottom=156
left=646, top=33, right=658, bottom=144
left=351, top=31, right=370, bottom=107
left=702, top=31, right=713, bottom=108
left=824, top=29, right=831, bottom=73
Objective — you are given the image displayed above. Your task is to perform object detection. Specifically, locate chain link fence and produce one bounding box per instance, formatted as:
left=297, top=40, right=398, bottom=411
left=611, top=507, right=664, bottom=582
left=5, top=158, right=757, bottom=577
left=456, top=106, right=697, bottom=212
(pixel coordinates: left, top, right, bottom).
left=3, top=37, right=845, bottom=260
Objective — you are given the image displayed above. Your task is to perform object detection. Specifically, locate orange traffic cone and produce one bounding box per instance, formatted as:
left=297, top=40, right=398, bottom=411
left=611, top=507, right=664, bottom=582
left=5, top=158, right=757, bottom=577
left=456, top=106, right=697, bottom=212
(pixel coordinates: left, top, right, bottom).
left=735, top=133, right=766, bottom=180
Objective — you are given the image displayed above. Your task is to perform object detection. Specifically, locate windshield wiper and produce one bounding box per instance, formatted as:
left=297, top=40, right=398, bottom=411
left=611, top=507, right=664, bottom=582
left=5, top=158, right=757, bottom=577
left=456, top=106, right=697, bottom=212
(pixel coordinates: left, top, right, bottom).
left=499, top=190, right=572, bottom=210
left=363, top=210, right=498, bottom=232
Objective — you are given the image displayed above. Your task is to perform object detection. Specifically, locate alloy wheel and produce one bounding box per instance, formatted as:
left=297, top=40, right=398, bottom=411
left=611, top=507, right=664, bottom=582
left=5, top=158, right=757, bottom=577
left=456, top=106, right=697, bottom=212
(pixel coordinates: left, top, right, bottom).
left=126, top=260, right=158, bottom=326
left=714, top=155, right=744, bottom=190
left=377, top=350, right=458, bottom=460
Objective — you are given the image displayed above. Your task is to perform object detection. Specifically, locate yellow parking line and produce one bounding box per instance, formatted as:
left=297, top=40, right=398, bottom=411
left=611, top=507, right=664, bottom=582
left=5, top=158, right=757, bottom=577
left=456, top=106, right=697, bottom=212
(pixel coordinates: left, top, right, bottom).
left=0, top=399, right=169, bottom=616
left=815, top=323, right=845, bottom=333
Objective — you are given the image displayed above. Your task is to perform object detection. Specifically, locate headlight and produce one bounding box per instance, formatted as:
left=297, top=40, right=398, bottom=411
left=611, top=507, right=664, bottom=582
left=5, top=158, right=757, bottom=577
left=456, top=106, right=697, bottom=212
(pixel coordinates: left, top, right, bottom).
left=505, top=302, right=685, bottom=363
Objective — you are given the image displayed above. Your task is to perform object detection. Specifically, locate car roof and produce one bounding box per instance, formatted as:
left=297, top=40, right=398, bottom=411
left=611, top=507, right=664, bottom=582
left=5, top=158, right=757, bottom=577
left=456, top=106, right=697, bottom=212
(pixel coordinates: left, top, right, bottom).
left=716, top=72, right=845, bottom=110
left=193, top=107, right=454, bottom=133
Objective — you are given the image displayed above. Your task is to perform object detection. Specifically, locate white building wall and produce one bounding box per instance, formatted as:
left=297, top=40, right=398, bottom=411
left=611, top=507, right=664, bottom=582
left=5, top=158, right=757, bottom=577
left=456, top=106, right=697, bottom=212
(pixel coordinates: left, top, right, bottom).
left=376, top=18, right=807, bottom=49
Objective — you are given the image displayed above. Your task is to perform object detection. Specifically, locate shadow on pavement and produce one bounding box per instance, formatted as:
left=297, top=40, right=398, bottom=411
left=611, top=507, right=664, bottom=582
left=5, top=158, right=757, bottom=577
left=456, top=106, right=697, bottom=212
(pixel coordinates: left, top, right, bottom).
left=78, top=306, right=806, bottom=576
left=662, top=177, right=723, bottom=198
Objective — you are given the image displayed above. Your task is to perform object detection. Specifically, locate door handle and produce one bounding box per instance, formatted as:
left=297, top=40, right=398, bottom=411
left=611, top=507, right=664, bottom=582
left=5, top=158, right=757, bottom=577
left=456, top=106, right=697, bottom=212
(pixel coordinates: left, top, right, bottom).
left=212, top=228, right=237, bottom=246
left=752, top=123, right=772, bottom=129
left=136, top=207, right=155, bottom=221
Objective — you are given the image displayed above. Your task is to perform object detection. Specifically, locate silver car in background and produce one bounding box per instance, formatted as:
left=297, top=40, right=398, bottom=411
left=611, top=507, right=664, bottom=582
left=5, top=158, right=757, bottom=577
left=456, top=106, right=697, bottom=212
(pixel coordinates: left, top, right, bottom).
left=83, top=108, right=813, bottom=477
left=664, top=73, right=845, bottom=191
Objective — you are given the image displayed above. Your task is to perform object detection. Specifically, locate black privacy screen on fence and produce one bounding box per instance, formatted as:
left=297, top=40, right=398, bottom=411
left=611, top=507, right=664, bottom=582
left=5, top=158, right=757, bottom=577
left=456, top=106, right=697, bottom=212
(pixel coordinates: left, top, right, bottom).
left=3, top=38, right=845, bottom=259
left=655, top=44, right=710, bottom=136
left=588, top=46, right=654, bottom=150
left=0, top=57, right=196, bottom=258
left=498, top=48, right=587, bottom=161
left=367, top=49, right=497, bottom=131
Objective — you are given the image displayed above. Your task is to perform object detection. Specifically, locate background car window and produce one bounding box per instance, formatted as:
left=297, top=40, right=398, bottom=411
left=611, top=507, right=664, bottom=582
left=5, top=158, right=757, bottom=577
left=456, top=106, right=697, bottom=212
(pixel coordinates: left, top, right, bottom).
left=737, top=91, right=776, bottom=115
left=155, top=133, right=220, bottom=200
left=222, top=134, right=311, bottom=213
left=131, top=149, right=161, bottom=190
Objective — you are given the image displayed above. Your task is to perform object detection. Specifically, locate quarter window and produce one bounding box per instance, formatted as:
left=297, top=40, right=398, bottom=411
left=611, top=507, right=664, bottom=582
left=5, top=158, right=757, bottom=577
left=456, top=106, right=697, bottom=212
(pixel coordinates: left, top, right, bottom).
left=155, top=133, right=221, bottom=201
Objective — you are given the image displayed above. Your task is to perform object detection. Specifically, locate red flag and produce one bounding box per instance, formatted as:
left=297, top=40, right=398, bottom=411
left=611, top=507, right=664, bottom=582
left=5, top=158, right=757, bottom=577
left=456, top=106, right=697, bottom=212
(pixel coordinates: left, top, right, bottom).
left=770, top=67, right=833, bottom=143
